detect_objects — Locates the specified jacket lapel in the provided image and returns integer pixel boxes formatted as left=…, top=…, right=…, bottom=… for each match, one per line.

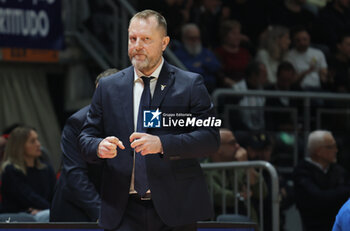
left=151, top=61, right=175, bottom=108
left=119, top=66, right=135, bottom=134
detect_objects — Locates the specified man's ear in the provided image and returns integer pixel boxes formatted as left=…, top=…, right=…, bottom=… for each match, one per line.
left=162, top=36, right=170, bottom=51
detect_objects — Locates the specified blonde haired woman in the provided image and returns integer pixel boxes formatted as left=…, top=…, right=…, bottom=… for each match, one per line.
left=1, top=126, right=56, bottom=222
left=256, top=25, right=291, bottom=84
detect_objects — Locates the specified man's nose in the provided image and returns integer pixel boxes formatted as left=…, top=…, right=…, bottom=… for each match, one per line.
left=135, top=39, right=144, bottom=50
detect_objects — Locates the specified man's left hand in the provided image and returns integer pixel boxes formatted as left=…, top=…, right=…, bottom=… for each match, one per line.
left=130, top=132, right=163, bottom=155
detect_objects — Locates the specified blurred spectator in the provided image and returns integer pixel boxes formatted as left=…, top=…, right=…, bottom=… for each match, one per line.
left=313, top=0, right=350, bottom=52
left=173, top=23, right=221, bottom=93
left=0, top=126, right=56, bottom=222
left=50, top=68, right=118, bottom=222
left=328, top=33, right=350, bottom=93
left=0, top=124, right=52, bottom=171
left=232, top=61, right=267, bottom=131
left=157, top=0, right=193, bottom=41
left=256, top=26, right=291, bottom=84
left=192, top=0, right=225, bottom=48
left=215, top=20, right=252, bottom=87
left=271, top=0, right=315, bottom=31
left=222, top=0, right=270, bottom=45
left=285, top=27, right=329, bottom=90
left=265, top=61, right=300, bottom=131
left=293, top=130, right=350, bottom=231
left=244, top=131, right=294, bottom=231
left=204, top=129, right=266, bottom=222
left=0, top=136, right=7, bottom=164
left=244, top=132, right=274, bottom=162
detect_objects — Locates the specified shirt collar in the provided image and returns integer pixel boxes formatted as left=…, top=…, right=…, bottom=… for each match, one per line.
left=134, top=57, right=164, bottom=82
left=305, top=157, right=329, bottom=173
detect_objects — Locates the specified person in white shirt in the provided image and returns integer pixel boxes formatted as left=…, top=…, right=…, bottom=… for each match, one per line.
left=256, top=25, right=291, bottom=84
left=285, top=27, right=328, bottom=90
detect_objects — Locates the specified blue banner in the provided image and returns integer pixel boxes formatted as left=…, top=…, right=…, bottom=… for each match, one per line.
left=0, top=0, right=63, bottom=50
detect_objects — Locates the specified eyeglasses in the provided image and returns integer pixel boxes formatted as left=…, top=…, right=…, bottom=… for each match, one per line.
left=322, top=144, right=337, bottom=149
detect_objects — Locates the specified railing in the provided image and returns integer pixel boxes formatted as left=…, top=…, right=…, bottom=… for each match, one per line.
left=201, top=161, right=279, bottom=231
left=212, top=89, right=350, bottom=170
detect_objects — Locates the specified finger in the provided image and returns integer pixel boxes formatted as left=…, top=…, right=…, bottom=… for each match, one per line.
left=130, top=132, right=145, bottom=142
left=99, top=152, right=117, bottom=158
left=104, top=142, right=117, bottom=150
left=117, top=140, right=125, bottom=150
left=130, top=138, right=146, bottom=149
left=106, top=136, right=120, bottom=145
left=135, top=144, right=146, bottom=154
left=99, top=149, right=117, bottom=158
left=141, top=148, right=149, bottom=156
left=99, top=149, right=116, bottom=157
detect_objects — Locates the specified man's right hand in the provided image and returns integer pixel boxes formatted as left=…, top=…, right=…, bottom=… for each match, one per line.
left=98, top=136, right=125, bottom=158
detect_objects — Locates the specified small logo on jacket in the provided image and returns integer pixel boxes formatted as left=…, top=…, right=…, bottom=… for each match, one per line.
left=143, top=108, right=162, bottom=128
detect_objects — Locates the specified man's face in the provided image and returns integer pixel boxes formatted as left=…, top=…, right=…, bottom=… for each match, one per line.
left=128, top=16, right=169, bottom=76
left=294, top=31, right=310, bottom=53
left=279, top=33, right=291, bottom=52
left=317, top=134, right=338, bottom=165
left=218, top=130, right=240, bottom=161
left=278, top=70, right=295, bottom=90
left=183, top=26, right=202, bottom=56
left=337, top=36, right=350, bottom=59
left=226, top=27, right=241, bottom=47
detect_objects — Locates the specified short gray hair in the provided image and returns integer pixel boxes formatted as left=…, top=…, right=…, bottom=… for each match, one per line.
left=307, top=130, right=333, bottom=156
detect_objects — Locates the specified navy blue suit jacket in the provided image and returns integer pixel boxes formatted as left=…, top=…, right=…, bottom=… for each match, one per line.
left=50, top=106, right=102, bottom=222
left=79, top=61, right=220, bottom=229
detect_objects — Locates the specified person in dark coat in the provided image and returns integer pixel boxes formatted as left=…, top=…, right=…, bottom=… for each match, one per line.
left=293, top=130, right=350, bottom=231
left=50, top=68, right=119, bottom=222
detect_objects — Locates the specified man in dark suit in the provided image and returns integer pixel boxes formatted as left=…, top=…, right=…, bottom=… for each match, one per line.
left=293, top=130, right=350, bottom=231
left=79, top=10, right=220, bottom=231
left=50, top=69, right=119, bottom=222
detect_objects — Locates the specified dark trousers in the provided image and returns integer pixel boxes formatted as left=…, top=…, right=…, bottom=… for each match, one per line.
left=107, top=195, right=196, bottom=231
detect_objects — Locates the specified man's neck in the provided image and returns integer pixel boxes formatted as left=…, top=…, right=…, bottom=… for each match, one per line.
left=308, top=157, right=329, bottom=171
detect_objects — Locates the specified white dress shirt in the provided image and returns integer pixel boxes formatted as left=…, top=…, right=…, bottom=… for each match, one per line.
left=130, top=57, right=164, bottom=194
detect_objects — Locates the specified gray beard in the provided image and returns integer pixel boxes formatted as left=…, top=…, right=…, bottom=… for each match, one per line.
left=131, top=57, right=150, bottom=71
left=184, top=43, right=202, bottom=56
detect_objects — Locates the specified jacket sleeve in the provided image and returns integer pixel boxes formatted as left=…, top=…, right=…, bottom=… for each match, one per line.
left=62, top=115, right=101, bottom=221
left=159, top=75, right=220, bottom=159
left=78, top=83, right=104, bottom=164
